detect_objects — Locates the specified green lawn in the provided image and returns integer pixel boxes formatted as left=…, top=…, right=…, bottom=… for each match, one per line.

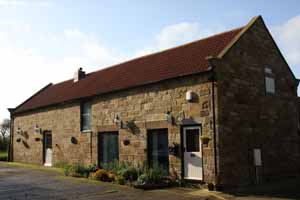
left=0, top=151, right=8, bottom=161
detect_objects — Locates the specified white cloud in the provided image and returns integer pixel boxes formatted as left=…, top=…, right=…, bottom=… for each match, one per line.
left=136, top=22, right=223, bottom=56
left=0, top=22, right=223, bottom=119
left=0, top=0, right=52, bottom=7
left=271, top=15, right=300, bottom=68
left=0, top=27, right=126, bottom=119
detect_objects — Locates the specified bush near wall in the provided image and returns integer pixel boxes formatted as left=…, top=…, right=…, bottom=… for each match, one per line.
left=0, top=151, right=8, bottom=161
left=61, top=161, right=179, bottom=189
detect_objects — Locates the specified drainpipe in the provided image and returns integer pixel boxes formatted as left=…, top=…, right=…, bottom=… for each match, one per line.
left=210, top=66, right=218, bottom=184
left=90, top=131, right=93, bottom=164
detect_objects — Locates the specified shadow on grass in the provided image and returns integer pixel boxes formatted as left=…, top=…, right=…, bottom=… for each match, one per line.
left=222, top=177, right=300, bottom=200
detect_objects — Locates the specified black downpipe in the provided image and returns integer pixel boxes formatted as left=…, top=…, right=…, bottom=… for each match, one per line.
left=211, top=68, right=218, bottom=182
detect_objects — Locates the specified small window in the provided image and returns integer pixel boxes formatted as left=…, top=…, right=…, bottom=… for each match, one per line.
left=265, top=67, right=275, bottom=94
left=81, top=101, right=91, bottom=131
left=265, top=67, right=272, bottom=74
left=265, top=77, right=275, bottom=94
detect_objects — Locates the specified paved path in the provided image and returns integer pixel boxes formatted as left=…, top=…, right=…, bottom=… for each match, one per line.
left=0, top=162, right=208, bottom=200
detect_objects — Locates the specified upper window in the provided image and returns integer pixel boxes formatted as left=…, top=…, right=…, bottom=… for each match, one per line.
left=265, top=67, right=275, bottom=94
left=81, top=101, right=91, bottom=131
left=265, top=67, right=272, bottom=74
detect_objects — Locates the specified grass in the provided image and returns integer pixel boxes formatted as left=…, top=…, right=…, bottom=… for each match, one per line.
left=0, top=151, right=8, bottom=161
left=5, top=162, right=64, bottom=174
left=0, top=151, right=7, bottom=157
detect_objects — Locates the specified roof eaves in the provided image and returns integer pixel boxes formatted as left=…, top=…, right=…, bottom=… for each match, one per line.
left=217, top=15, right=261, bottom=59
left=12, top=83, right=53, bottom=114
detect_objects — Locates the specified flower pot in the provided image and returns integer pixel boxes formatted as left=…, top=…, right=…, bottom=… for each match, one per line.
left=200, top=136, right=211, bottom=146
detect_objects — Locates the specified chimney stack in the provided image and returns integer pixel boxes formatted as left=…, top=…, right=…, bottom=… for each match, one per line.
left=74, top=67, right=86, bottom=82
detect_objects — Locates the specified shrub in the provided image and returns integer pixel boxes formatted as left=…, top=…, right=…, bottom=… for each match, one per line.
left=108, top=172, right=116, bottom=182
left=137, top=166, right=164, bottom=185
left=102, top=160, right=144, bottom=182
left=207, top=182, right=215, bottom=191
left=117, top=166, right=139, bottom=181
left=115, top=175, right=125, bottom=185
left=91, top=169, right=109, bottom=182
left=137, top=174, right=148, bottom=185
left=0, top=151, right=8, bottom=161
left=101, top=159, right=120, bottom=173
left=86, top=164, right=98, bottom=173
left=63, top=164, right=72, bottom=176
left=63, top=163, right=90, bottom=178
left=54, top=161, right=69, bottom=168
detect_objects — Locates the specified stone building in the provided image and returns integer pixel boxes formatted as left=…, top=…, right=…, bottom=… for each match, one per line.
left=9, top=16, right=300, bottom=186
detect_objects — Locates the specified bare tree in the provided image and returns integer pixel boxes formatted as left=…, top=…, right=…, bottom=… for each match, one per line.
left=0, top=119, right=10, bottom=140
left=0, top=119, right=10, bottom=152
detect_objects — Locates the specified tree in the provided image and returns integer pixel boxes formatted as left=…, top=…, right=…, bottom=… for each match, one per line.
left=0, top=119, right=10, bottom=152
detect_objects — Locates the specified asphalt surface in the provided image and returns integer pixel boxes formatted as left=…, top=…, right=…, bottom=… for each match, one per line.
left=0, top=162, right=299, bottom=200
left=0, top=162, right=208, bottom=200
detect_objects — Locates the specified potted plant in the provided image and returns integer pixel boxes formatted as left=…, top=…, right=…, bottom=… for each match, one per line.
left=200, top=135, right=211, bottom=146
left=214, top=176, right=223, bottom=191
left=207, top=182, right=214, bottom=191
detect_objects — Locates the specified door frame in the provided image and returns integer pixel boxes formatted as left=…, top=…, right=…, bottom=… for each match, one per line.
left=43, top=130, right=52, bottom=166
left=180, top=124, right=203, bottom=181
left=97, top=131, right=119, bottom=168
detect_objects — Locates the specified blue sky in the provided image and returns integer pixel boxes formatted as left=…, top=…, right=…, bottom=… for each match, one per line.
left=0, top=0, right=300, bottom=119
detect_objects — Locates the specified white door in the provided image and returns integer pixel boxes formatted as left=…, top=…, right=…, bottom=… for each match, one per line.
left=183, top=126, right=203, bottom=180
left=44, top=148, right=53, bottom=167
left=44, top=132, right=52, bottom=167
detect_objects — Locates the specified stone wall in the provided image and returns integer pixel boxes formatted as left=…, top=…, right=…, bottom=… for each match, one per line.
left=13, top=103, right=92, bottom=165
left=12, top=74, right=218, bottom=182
left=213, top=17, right=300, bottom=186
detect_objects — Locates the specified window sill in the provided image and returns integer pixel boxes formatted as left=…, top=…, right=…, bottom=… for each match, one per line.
left=81, top=130, right=92, bottom=133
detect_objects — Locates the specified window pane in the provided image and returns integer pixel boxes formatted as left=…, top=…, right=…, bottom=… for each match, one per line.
left=186, top=129, right=200, bottom=152
left=148, top=129, right=169, bottom=175
left=265, top=67, right=272, bottom=74
left=100, top=132, right=119, bottom=166
left=265, top=77, right=275, bottom=94
left=81, top=102, right=91, bottom=131
left=45, top=133, right=52, bottom=149
left=82, top=115, right=90, bottom=130
left=82, top=102, right=91, bottom=115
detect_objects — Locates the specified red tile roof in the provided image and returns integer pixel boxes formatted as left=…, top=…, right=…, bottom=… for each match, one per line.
left=13, top=26, right=244, bottom=114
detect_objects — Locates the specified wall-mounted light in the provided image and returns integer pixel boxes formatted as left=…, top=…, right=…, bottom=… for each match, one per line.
left=16, top=127, right=22, bottom=134
left=71, top=136, right=78, bottom=144
left=175, top=111, right=185, bottom=124
left=123, top=138, right=130, bottom=146
left=34, top=124, right=41, bottom=134
left=166, top=111, right=174, bottom=125
left=113, top=114, right=123, bottom=129
left=186, top=90, right=194, bottom=102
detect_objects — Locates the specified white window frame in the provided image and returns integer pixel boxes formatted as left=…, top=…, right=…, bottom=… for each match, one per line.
left=265, top=67, right=275, bottom=94
left=265, top=76, right=275, bottom=94
left=81, top=101, right=91, bottom=132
